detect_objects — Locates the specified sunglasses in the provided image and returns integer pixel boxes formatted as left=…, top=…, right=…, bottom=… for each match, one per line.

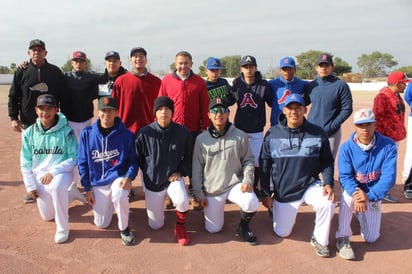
left=210, top=107, right=229, bottom=115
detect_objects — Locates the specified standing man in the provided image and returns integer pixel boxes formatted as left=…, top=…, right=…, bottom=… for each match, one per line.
left=373, top=71, right=410, bottom=203
left=335, top=108, right=397, bottom=260
left=268, top=56, right=308, bottom=126
left=21, top=94, right=78, bottom=243
left=230, top=55, right=274, bottom=197
left=136, top=96, right=192, bottom=245
left=98, top=51, right=127, bottom=98
left=112, top=47, right=161, bottom=135
left=402, top=82, right=412, bottom=196
left=192, top=97, right=259, bottom=245
left=78, top=97, right=138, bottom=246
left=8, top=39, right=64, bottom=203
left=306, top=53, right=353, bottom=159
left=158, top=50, right=210, bottom=210
left=260, top=94, right=335, bottom=257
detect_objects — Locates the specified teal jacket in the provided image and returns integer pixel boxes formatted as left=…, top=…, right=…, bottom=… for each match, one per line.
left=21, top=112, right=78, bottom=192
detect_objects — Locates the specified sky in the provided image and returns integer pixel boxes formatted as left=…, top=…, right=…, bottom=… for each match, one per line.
left=0, top=0, right=411, bottom=74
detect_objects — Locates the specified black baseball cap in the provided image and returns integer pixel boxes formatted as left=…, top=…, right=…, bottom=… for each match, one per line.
left=105, top=51, right=120, bottom=60
left=29, top=39, right=45, bottom=50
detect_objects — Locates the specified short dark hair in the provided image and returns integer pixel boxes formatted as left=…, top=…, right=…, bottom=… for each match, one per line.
left=175, top=51, right=192, bottom=61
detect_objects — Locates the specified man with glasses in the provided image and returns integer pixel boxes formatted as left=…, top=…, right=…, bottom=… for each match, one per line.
left=372, top=71, right=411, bottom=202
left=192, top=97, right=259, bottom=245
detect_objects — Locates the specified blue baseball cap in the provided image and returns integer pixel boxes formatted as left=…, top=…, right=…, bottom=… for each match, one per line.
left=280, top=57, right=296, bottom=68
left=284, top=94, right=305, bottom=106
left=206, top=57, right=222, bottom=70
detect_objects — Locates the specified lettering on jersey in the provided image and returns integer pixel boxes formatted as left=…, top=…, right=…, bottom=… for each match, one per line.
left=239, top=93, right=257, bottom=108
left=356, top=169, right=381, bottom=184
left=33, top=146, right=63, bottom=155
left=92, top=149, right=120, bottom=163
left=208, top=86, right=227, bottom=99
left=278, top=90, right=292, bottom=105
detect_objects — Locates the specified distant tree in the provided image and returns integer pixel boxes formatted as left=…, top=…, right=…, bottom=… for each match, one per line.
left=333, top=57, right=352, bottom=76
left=357, top=51, right=398, bottom=78
left=397, top=66, right=412, bottom=77
left=61, top=58, right=94, bottom=72
left=10, top=63, right=17, bottom=73
left=198, top=55, right=241, bottom=78
left=0, top=66, right=10, bottom=74
left=264, top=66, right=279, bottom=79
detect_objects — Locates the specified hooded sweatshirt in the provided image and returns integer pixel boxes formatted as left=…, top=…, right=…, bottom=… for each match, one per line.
left=338, top=131, right=397, bottom=202
left=21, top=112, right=78, bottom=192
left=78, top=117, right=138, bottom=191
left=192, top=124, right=255, bottom=200
left=259, top=114, right=334, bottom=202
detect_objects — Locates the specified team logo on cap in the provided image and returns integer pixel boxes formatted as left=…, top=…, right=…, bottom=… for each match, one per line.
left=358, top=111, right=368, bottom=118
left=245, top=56, right=252, bottom=63
left=322, top=54, right=328, bottom=61
left=103, top=97, right=110, bottom=106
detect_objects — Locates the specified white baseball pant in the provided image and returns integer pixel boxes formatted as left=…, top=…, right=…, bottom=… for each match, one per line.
left=270, top=182, right=335, bottom=246
left=335, top=190, right=381, bottom=243
left=403, top=117, right=412, bottom=179
left=247, top=132, right=263, bottom=167
left=143, top=178, right=189, bottom=230
left=204, top=182, right=259, bottom=233
left=35, top=172, right=72, bottom=233
left=91, top=177, right=130, bottom=231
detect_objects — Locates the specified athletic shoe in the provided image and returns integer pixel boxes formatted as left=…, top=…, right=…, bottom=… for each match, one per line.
left=120, top=227, right=135, bottom=246
left=336, top=236, right=356, bottom=260
left=68, top=185, right=86, bottom=204
left=383, top=193, right=398, bottom=203
left=404, top=190, right=412, bottom=200
left=24, top=194, right=35, bottom=203
left=164, top=196, right=175, bottom=209
left=55, top=230, right=69, bottom=244
left=190, top=197, right=202, bottom=211
left=174, top=224, right=189, bottom=245
left=237, top=225, right=257, bottom=245
left=310, top=234, right=330, bottom=257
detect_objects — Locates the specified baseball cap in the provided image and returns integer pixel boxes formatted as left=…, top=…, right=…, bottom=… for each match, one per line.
left=154, top=96, right=175, bottom=114
left=105, top=51, right=120, bottom=60
left=98, top=96, right=118, bottom=110
left=280, top=57, right=296, bottom=68
left=36, top=94, right=57, bottom=107
left=284, top=94, right=305, bottom=107
left=206, top=57, right=222, bottom=70
left=209, top=97, right=229, bottom=109
left=316, top=53, right=333, bottom=66
left=240, top=55, right=257, bottom=67
left=130, top=47, right=147, bottom=57
left=72, top=51, right=86, bottom=60
left=387, top=71, right=412, bottom=85
left=353, top=108, right=375, bottom=124
left=29, top=39, right=45, bottom=50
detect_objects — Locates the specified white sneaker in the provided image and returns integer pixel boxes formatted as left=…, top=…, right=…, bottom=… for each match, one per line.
left=69, top=185, right=86, bottom=204
left=55, top=230, right=69, bottom=244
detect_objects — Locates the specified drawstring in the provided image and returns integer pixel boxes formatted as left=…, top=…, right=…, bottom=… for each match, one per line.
left=288, top=128, right=302, bottom=150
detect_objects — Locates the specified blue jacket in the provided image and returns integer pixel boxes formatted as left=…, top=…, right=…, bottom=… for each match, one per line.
left=268, top=76, right=308, bottom=126
left=259, top=115, right=334, bottom=202
left=78, top=117, right=138, bottom=191
left=404, top=83, right=412, bottom=116
left=306, top=75, right=353, bottom=137
left=338, top=132, right=397, bottom=202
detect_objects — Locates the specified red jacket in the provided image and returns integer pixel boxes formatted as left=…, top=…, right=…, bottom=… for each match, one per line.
left=158, top=71, right=210, bottom=133
left=373, top=86, right=406, bottom=142
left=112, top=71, right=161, bottom=135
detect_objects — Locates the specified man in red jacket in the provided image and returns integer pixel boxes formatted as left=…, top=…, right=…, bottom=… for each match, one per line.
left=158, top=51, right=210, bottom=210
left=373, top=71, right=411, bottom=202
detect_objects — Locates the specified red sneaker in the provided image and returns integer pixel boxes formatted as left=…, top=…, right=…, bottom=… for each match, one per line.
left=174, top=224, right=189, bottom=246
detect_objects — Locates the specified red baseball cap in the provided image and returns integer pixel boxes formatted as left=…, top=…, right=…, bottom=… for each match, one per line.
left=387, top=71, right=411, bottom=85
left=72, top=51, right=86, bottom=61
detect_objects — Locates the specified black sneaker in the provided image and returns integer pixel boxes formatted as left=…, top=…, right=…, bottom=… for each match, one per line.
left=120, top=227, right=135, bottom=246
left=237, top=225, right=257, bottom=245
left=310, top=234, right=330, bottom=257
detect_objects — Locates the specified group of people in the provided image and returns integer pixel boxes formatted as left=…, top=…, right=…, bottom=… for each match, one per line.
left=8, top=39, right=410, bottom=260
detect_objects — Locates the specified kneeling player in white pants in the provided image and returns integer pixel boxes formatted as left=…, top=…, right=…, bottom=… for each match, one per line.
left=144, top=178, right=189, bottom=230
left=204, top=182, right=259, bottom=234
left=271, top=182, right=335, bottom=246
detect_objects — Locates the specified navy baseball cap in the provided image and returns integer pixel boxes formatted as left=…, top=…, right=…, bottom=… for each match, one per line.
left=105, top=51, right=120, bottom=60
left=206, top=57, right=222, bottom=70
left=316, top=53, right=333, bottom=66
left=36, top=94, right=57, bottom=107
left=280, top=57, right=296, bottom=68
left=130, top=47, right=147, bottom=57
left=284, top=94, right=305, bottom=107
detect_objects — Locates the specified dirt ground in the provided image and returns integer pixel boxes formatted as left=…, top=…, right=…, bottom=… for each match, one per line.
left=0, top=86, right=411, bottom=273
